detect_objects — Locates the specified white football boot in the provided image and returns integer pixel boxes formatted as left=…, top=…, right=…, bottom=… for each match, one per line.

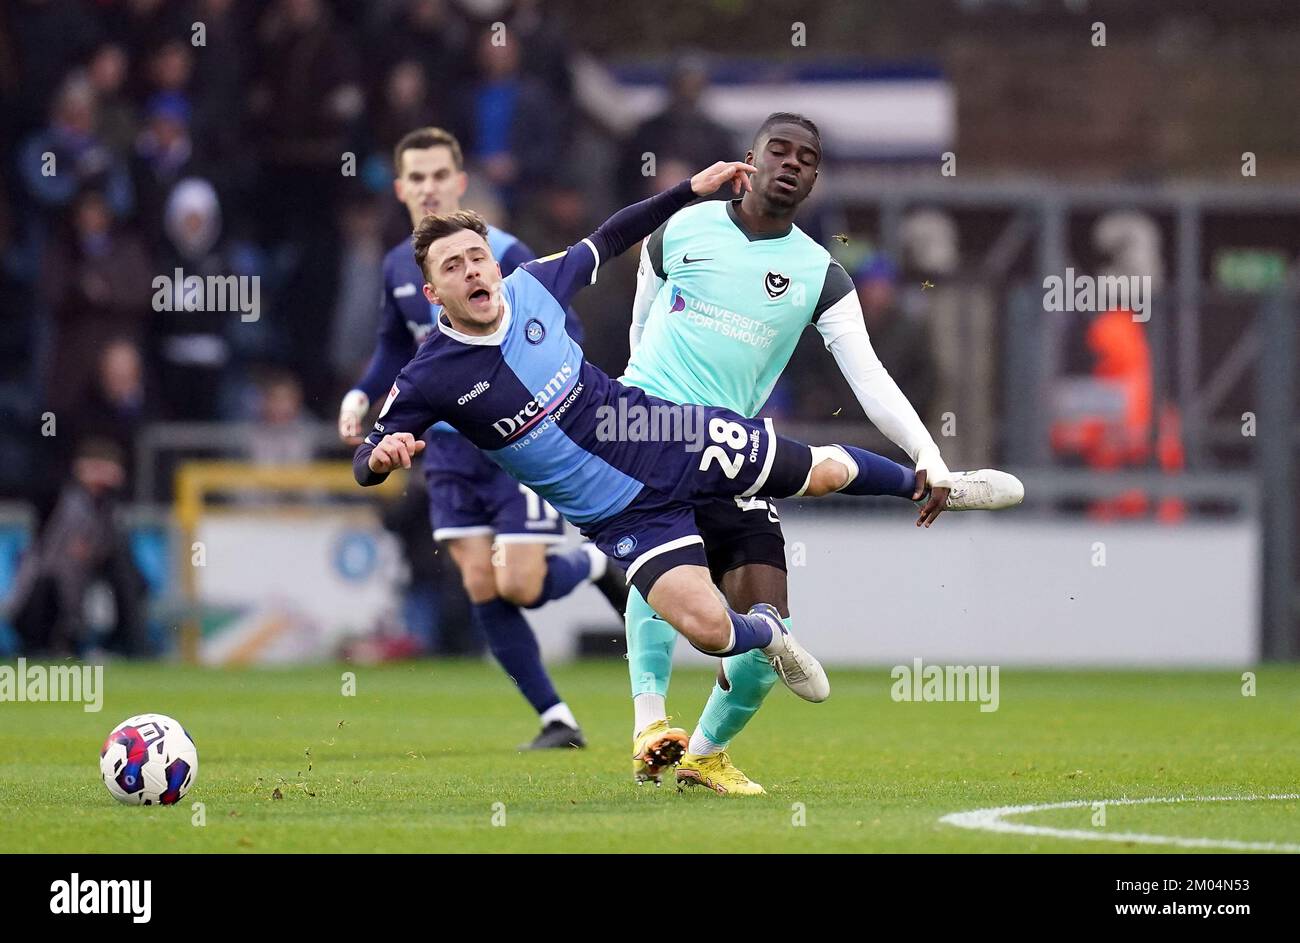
left=932, top=469, right=1025, bottom=511
left=752, top=603, right=830, bottom=703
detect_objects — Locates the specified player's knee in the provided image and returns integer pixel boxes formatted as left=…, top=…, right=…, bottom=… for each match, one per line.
left=495, top=564, right=544, bottom=607
left=457, top=560, right=498, bottom=603
left=677, top=607, right=732, bottom=653
left=806, top=458, right=850, bottom=496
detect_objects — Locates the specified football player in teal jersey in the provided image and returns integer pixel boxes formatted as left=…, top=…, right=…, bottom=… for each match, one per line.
left=620, top=113, right=1021, bottom=794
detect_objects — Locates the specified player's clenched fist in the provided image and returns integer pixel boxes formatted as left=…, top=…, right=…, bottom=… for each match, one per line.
left=690, top=161, right=757, bottom=197
left=367, top=432, right=426, bottom=473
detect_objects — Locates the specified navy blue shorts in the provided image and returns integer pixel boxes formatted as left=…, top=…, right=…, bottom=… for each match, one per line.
left=581, top=411, right=811, bottom=597
left=696, top=495, right=787, bottom=585
left=423, top=431, right=564, bottom=544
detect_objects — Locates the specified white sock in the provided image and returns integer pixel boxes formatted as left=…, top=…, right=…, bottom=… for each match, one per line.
left=580, top=542, right=607, bottom=582
left=633, top=693, right=666, bottom=736
left=688, top=727, right=725, bottom=756
left=797, top=444, right=858, bottom=496
left=697, top=623, right=736, bottom=656
left=540, top=702, right=578, bottom=730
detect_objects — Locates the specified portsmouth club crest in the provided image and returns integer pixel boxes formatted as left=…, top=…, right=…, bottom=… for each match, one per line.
left=525, top=318, right=546, bottom=345
left=764, top=271, right=790, bottom=299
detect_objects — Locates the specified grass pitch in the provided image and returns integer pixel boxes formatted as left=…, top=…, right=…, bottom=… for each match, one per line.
left=1, top=660, right=1297, bottom=853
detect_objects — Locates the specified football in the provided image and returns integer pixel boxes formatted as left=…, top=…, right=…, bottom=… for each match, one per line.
left=99, top=714, right=198, bottom=806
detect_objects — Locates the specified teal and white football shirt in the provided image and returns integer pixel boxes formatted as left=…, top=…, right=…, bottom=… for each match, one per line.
left=620, top=198, right=948, bottom=481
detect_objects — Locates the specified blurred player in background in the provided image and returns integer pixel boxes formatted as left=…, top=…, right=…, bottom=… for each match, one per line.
left=338, top=128, right=626, bottom=750
left=620, top=113, right=1010, bottom=794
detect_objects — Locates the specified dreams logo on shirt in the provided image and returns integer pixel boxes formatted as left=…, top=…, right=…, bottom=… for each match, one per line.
left=491, top=362, right=576, bottom=440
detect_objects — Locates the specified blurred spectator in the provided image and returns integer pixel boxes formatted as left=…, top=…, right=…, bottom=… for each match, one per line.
left=462, top=26, right=564, bottom=212
left=854, top=254, right=940, bottom=424
left=250, top=0, right=361, bottom=239
left=40, top=188, right=152, bottom=415
left=329, top=196, right=386, bottom=385
left=151, top=177, right=236, bottom=420
left=131, top=92, right=200, bottom=249
left=7, top=438, right=147, bottom=657
left=248, top=0, right=361, bottom=405
left=246, top=370, right=315, bottom=466
left=86, top=43, right=136, bottom=156
left=18, top=72, right=134, bottom=218
left=143, top=37, right=194, bottom=99
left=377, top=0, right=473, bottom=83
left=366, top=0, right=470, bottom=127
left=1051, top=308, right=1186, bottom=522
left=130, top=92, right=198, bottom=243
left=617, top=56, right=736, bottom=204
left=187, top=0, right=252, bottom=177
left=371, top=60, right=440, bottom=159
left=73, top=339, right=153, bottom=489
left=513, top=171, right=591, bottom=260
left=506, top=0, right=576, bottom=106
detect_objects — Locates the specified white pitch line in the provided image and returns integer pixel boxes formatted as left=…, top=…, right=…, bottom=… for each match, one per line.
left=939, top=793, right=1300, bottom=852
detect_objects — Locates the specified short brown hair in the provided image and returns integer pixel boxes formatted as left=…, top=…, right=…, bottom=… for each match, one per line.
left=412, top=210, right=489, bottom=278
left=393, top=127, right=464, bottom=175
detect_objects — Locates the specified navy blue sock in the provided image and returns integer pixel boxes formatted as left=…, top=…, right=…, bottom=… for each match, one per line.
left=470, top=598, right=560, bottom=714
left=834, top=444, right=916, bottom=498
left=522, top=546, right=591, bottom=609
left=691, top=610, right=776, bottom=657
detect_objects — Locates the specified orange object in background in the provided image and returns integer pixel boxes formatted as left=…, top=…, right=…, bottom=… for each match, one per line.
left=1050, top=309, right=1186, bottom=521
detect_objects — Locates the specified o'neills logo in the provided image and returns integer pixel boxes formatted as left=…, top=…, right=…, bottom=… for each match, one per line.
left=458, top=381, right=490, bottom=405
left=492, top=363, right=575, bottom=439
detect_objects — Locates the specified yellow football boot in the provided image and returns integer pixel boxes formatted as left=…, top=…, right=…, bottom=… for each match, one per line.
left=632, top=718, right=689, bottom=785
left=675, top=751, right=766, bottom=796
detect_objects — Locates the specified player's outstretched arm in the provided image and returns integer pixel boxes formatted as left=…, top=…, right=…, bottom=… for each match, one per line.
left=352, top=372, right=438, bottom=486
left=587, top=162, right=755, bottom=264
left=813, top=281, right=953, bottom=518
left=525, top=162, right=756, bottom=310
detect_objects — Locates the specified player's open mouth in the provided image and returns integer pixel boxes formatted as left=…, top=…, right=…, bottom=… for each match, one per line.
left=469, top=288, right=491, bottom=304
left=775, top=174, right=798, bottom=191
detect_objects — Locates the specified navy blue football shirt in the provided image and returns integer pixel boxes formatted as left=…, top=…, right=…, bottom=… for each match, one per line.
left=357, top=181, right=706, bottom=525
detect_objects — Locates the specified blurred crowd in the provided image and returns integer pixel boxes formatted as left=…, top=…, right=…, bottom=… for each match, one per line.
left=1, top=0, right=582, bottom=503
left=1, top=0, right=948, bottom=509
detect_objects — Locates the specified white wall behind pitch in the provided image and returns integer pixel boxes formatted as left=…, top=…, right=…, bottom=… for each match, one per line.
left=526, top=508, right=1259, bottom=668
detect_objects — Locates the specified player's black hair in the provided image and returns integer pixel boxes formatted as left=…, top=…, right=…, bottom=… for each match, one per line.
left=752, top=112, right=822, bottom=151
